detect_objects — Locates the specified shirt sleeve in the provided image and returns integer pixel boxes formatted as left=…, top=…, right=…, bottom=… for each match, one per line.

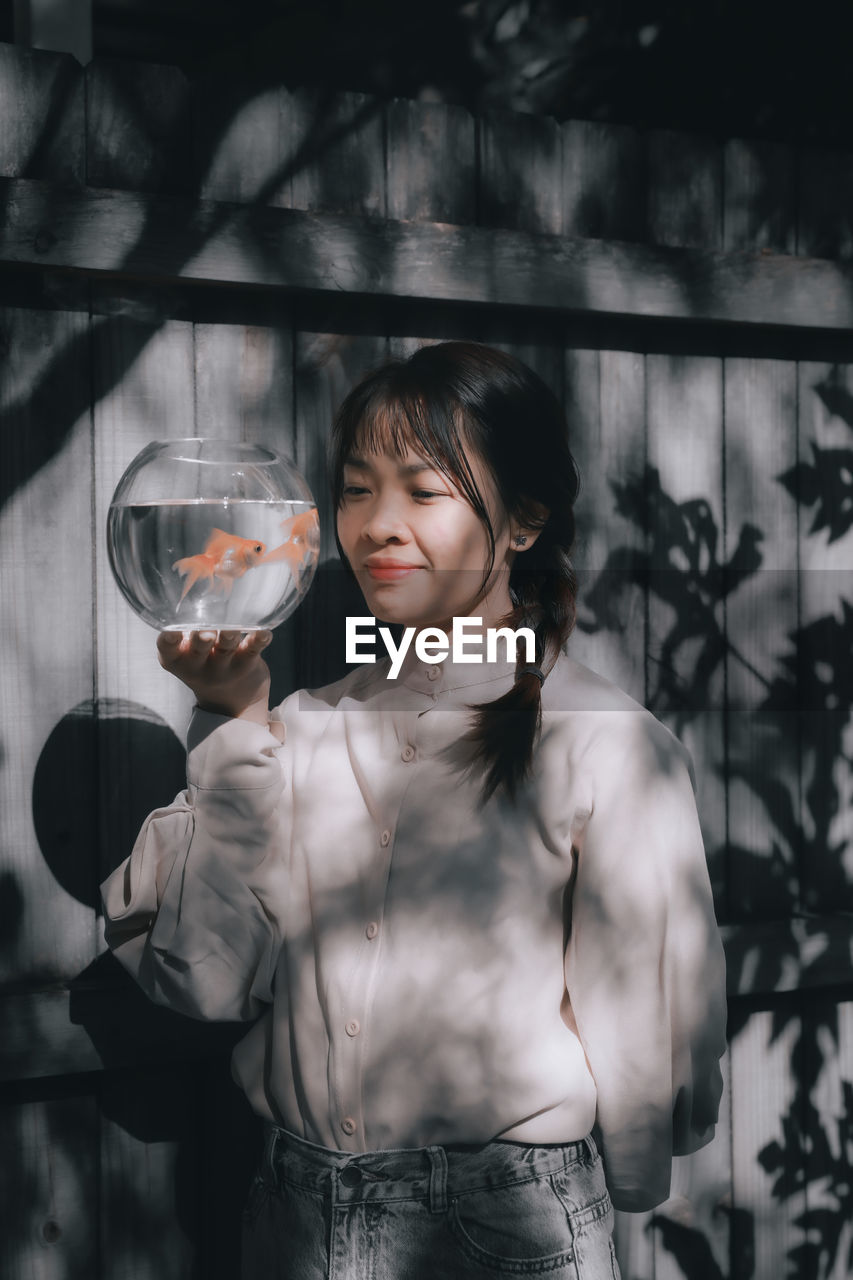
left=563, top=713, right=727, bottom=1212
left=100, top=707, right=290, bottom=1023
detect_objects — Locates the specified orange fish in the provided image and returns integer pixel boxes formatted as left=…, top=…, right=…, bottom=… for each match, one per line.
left=259, top=508, right=320, bottom=581
left=172, top=528, right=267, bottom=603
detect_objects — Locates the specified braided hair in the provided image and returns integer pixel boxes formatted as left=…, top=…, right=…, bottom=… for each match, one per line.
left=330, top=341, right=581, bottom=803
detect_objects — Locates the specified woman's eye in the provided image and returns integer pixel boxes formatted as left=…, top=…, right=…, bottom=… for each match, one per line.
left=412, top=490, right=446, bottom=500
left=342, top=485, right=369, bottom=496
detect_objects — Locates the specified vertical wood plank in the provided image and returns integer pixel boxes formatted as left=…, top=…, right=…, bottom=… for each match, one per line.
left=724, top=359, right=799, bottom=925
left=289, top=89, right=386, bottom=218
left=100, top=1068, right=197, bottom=1279
left=195, top=82, right=295, bottom=206
left=293, top=330, right=388, bottom=688
left=647, top=130, right=723, bottom=249
left=92, top=314, right=197, bottom=739
left=797, top=147, right=853, bottom=260
left=795, top=362, right=853, bottom=914
left=0, top=43, right=84, bottom=182
left=0, top=1092, right=99, bottom=1280
left=478, top=108, right=563, bottom=234
left=85, top=58, right=191, bottom=194
left=568, top=348, right=647, bottom=702
left=809, top=999, right=853, bottom=1280
left=654, top=1051, right=732, bottom=1280
left=645, top=354, right=727, bottom=903
left=562, top=120, right=646, bottom=242
left=385, top=99, right=476, bottom=225
left=730, top=1009, right=805, bottom=1279
left=193, top=318, right=299, bottom=703
left=0, top=305, right=96, bottom=985
left=723, top=138, right=796, bottom=253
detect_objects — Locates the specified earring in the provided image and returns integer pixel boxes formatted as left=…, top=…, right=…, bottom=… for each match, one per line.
left=514, top=535, right=528, bottom=547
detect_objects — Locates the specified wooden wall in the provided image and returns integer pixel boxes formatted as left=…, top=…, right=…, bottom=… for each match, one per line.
left=2, top=40, right=853, bottom=1279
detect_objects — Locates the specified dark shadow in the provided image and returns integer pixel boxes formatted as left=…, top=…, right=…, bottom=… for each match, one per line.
left=0, top=869, right=25, bottom=958
left=33, top=697, right=187, bottom=905
left=648, top=1214, right=726, bottom=1280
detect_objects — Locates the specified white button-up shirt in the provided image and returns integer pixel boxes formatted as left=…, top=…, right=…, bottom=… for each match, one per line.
left=101, top=647, right=726, bottom=1211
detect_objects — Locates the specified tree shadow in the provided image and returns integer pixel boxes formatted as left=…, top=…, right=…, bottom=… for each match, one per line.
left=579, top=440, right=853, bottom=1278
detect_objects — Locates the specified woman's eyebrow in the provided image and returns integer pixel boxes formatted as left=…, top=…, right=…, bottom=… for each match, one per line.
left=344, top=454, right=443, bottom=477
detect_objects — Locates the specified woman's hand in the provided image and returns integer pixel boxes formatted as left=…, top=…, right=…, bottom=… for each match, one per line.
left=157, top=630, right=273, bottom=724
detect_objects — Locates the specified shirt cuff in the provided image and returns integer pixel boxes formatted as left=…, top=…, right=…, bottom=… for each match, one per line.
left=187, top=708, right=284, bottom=791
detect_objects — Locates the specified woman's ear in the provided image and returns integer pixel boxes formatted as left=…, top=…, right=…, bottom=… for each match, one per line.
left=510, top=500, right=549, bottom=550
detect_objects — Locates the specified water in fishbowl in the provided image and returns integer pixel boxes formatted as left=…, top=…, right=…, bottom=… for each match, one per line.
left=108, top=497, right=319, bottom=632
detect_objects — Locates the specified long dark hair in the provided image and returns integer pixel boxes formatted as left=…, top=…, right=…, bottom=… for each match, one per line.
left=329, top=341, right=581, bottom=802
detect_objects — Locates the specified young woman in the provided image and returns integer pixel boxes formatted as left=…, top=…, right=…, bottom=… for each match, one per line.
left=102, top=341, right=727, bottom=1280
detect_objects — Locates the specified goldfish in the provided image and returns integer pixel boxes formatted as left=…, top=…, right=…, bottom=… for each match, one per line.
left=172, top=528, right=267, bottom=603
left=259, top=508, right=320, bottom=582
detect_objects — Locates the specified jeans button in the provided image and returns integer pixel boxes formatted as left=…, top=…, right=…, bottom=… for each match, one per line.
left=340, top=1165, right=363, bottom=1187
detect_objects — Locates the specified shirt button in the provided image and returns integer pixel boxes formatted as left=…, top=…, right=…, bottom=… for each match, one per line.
left=366, top=922, right=379, bottom=940
left=427, top=666, right=440, bottom=681
left=345, top=1019, right=361, bottom=1037
left=401, top=744, right=416, bottom=762
left=341, top=1117, right=357, bottom=1136
left=379, top=829, right=391, bottom=847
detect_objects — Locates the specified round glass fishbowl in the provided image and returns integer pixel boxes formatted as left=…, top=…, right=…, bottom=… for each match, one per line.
left=107, top=439, right=320, bottom=632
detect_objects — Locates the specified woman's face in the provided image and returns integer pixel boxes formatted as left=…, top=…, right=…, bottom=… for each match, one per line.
left=336, top=439, right=518, bottom=633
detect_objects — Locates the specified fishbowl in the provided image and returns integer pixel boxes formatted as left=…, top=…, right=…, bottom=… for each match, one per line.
left=107, top=439, right=320, bottom=632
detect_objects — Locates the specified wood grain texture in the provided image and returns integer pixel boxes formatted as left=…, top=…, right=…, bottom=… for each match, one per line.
left=478, top=108, right=563, bottom=235
left=795, top=362, right=853, bottom=914
left=193, top=318, right=300, bottom=703
left=85, top=58, right=191, bottom=194
left=654, top=1053, right=732, bottom=1280
left=91, top=316, right=197, bottom=742
left=562, top=120, right=646, bottom=243
left=0, top=306, right=96, bottom=986
left=724, top=138, right=796, bottom=253
left=5, top=178, right=853, bottom=329
left=810, top=998, right=853, bottom=1280
left=0, top=1093, right=98, bottom=1280
left=648, top=129, right=723, bottom=250
left=568, top=347, right=647, bottom=703
left=100, top=1068, right=197, bottom=1280
left=195, top=82, right=295, bottom=206
left=730, top=1009, right=804, bottom=1279
left=292, top=330, right=387, bottom=689
left=0, top=43, right=84, bottom=183
left=645, top=354, right=727, bottom=904
left=797, top=146, right=853, bottom=260
left=289, top=88, right=386, bottom=219
left=386, top=98, right=475, bottom=225
left=723, top=359, right=799, bottom=925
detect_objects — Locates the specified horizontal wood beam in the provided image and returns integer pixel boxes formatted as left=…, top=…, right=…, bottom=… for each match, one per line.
left=2, top=917, right=852, bottom=1084
left=2, top=177, right=853, bottom=329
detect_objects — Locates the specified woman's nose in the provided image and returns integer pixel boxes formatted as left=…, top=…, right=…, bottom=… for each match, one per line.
left=361, top=497, right=409, bottom=543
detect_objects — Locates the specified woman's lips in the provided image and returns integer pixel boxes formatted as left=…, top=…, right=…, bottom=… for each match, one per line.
left=364, top=562, right=422, bottom=581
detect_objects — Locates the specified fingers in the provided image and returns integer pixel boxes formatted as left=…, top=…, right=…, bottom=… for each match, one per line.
left=157, top=629, right=273, bottom=668
left=241, top=630, right=273, bottom=655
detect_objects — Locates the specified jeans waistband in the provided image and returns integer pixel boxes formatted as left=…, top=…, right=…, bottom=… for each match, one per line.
left=263, top=1124, right=598, bottom=1212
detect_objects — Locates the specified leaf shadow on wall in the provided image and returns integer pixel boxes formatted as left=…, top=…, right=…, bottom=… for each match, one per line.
left=578, top=439, right=853, bottom=1280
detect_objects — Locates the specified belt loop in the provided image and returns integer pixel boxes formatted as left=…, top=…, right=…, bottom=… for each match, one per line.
left=264, top=1123, right=281, bottom=1183
left=583, top=1133, right=598, bottom=1163
left=427, top=1146, right=449, bottom=1214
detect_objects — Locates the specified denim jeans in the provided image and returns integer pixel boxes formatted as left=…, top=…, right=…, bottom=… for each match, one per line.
left=242, top=1125, right=621, bottom=1280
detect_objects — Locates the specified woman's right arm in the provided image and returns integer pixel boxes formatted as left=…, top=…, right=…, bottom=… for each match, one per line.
left=100, top=630, right=290, bottom=1023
